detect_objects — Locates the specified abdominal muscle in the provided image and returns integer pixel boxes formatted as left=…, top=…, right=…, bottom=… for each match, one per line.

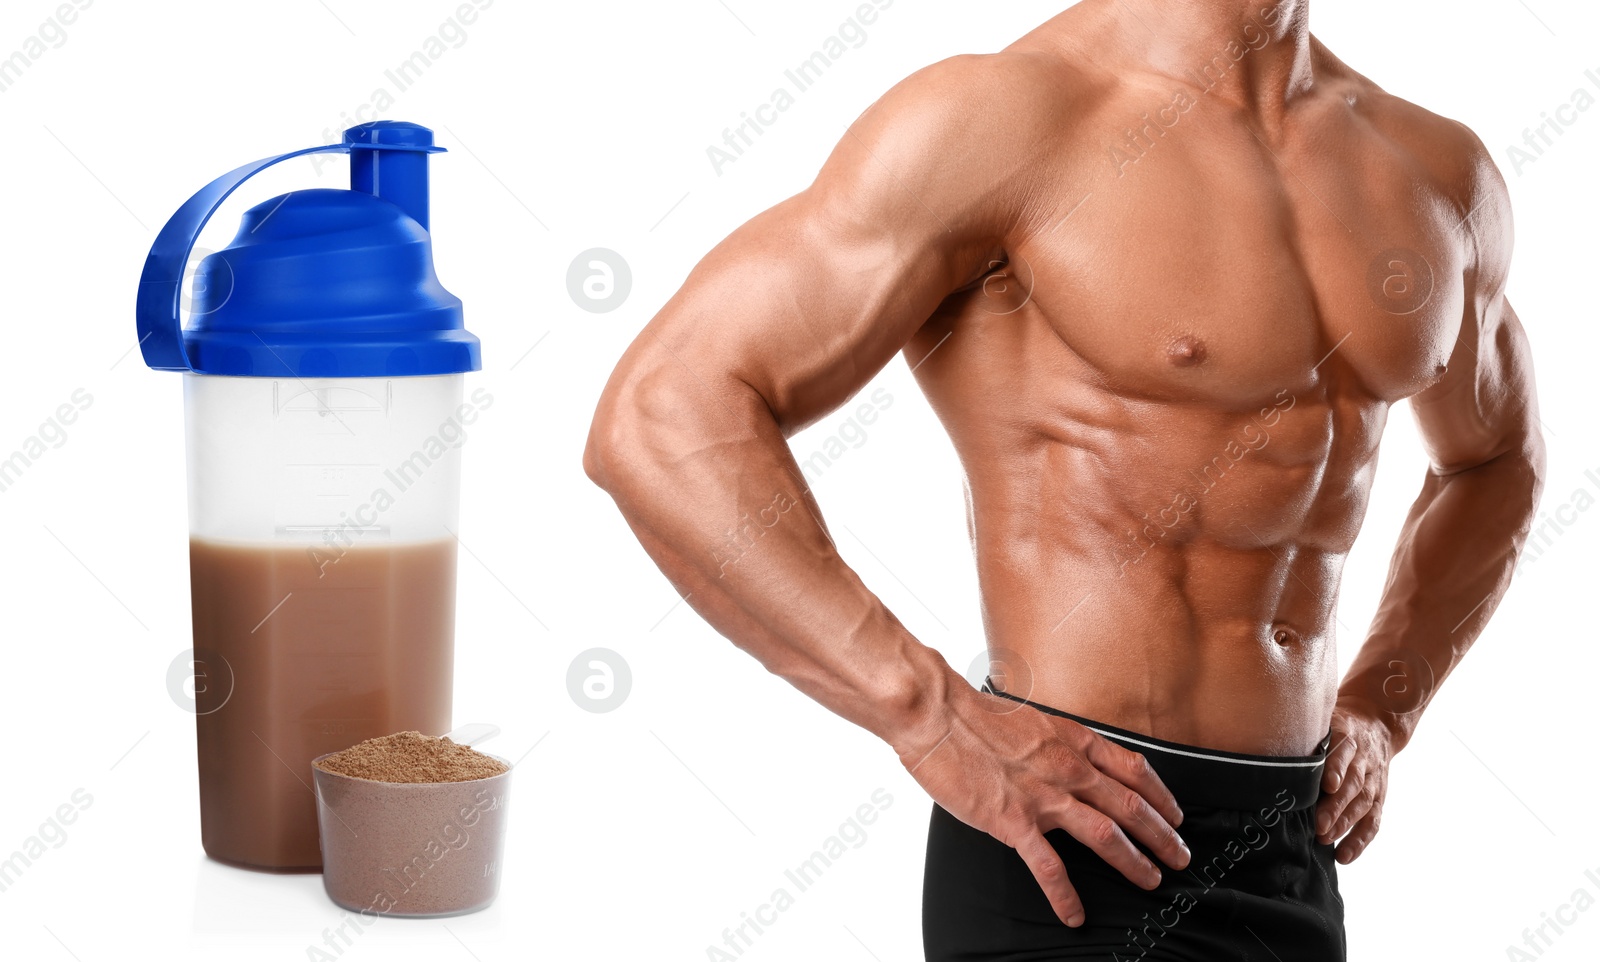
left=920, top=361, right=1369, bottom=758
left=977, top=524, right=1345, bottom=758
left=969, top=406, right=1366, bottom=756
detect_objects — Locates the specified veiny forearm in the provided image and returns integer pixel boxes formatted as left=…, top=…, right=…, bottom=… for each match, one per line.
left=1340, top=441, right=1545, bottom=749
left=586, top=347, right=956, bottom=752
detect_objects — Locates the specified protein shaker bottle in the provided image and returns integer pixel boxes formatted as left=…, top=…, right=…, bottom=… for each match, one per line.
left=136, top=121, right=482, bottom=871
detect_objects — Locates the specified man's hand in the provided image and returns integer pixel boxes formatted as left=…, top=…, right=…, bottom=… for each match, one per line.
left=1315, top=698, right=1398, bottom=864
left=896, top=684, right=1191, bottom=927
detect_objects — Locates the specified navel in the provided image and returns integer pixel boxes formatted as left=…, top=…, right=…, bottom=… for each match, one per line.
left=1166, top=335, right=1207, bottom=367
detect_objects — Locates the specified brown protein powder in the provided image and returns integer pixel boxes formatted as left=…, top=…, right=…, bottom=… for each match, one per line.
left=314, top=731, right=510, bottom=783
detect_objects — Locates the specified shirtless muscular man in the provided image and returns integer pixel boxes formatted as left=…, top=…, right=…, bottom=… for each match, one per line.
left=585, top=1, right=1545, bottom=957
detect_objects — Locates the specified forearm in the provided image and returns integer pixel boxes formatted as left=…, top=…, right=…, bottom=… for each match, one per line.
left=1340, top=441, right=1545, bottom=750
left=586, top=354, right=959, bottom=754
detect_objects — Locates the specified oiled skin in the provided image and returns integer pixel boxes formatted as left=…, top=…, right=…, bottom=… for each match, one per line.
left=586, top=0, right=1545, bottom=927
left=911, top=22, right=1489, bottom=755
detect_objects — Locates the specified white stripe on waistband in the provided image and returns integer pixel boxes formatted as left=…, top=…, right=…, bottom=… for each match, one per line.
left=1085, top=726, right=1327, bottom=769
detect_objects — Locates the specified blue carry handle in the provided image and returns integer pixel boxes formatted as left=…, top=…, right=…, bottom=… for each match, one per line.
left=136, top=128, right=444, bottom=373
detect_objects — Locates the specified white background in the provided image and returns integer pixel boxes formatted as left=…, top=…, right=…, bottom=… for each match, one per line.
left=1, top=0, right=1597, bottom=959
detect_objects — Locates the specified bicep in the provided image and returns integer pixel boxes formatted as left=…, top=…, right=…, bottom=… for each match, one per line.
left=1408, top=132, right=1540, bottom=474
left=1409, top=293, right=1539, bottom=474
left=649, top=187, right=978, bottom=435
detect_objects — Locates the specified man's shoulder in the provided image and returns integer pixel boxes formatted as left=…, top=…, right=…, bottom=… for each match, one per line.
left=872, top=49, right=1106, bottom=146
left=1322, top=55, right=1512, bottom=274
left=827, top=48, right=1105, bottom=227
left=1384, top=96, right=1510, bottom=281
left=1326, top=61, right=1507, bottom=223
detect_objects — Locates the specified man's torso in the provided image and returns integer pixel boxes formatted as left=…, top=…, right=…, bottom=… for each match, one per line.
left=906, top=14, right=1481, bottom=754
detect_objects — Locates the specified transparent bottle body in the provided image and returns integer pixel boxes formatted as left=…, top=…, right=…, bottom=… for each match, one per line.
left=184, top=373, right=462, bottom=870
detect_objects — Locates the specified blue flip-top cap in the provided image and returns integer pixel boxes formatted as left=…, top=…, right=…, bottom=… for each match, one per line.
left=136, top=121, right=481, bottom=378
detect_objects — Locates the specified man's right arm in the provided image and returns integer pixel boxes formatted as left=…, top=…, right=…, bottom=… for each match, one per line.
left=584, top=53, right=1189, bottom=926
left=586, top=53, right=1021, bottom=750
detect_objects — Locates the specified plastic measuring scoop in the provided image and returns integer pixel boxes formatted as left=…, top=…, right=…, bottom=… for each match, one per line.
left=313, top=724, right=513, bottom=917
left=441, top=723, right=501, bottom=749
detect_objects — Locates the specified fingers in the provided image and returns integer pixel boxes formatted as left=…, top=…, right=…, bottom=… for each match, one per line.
left=1334, top=808, right=1381, bottom=864
left=1326, top=792, right=1369, bottom=845
left=1318, top=756, right=1385, bottom=861
left=1014, top=830, right=1085, bottom=927
left=1081, top=735, right=1184, bottom=829
left=1045, top=795, right=1164, bottom=891
left=1324, top=784, right=1374, bottom=845
left=1080, top=772, right=1191, bottom=871
left=1321, top=735, right=1357, bottom=795
left=1316, top=758, right=1365, bottom=843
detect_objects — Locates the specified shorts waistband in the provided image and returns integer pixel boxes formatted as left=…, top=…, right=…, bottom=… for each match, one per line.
left=982, top=678, right=1328, bottom=812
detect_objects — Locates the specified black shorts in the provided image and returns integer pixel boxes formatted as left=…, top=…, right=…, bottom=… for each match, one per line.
left=923, top=680, right=1345, bottom=961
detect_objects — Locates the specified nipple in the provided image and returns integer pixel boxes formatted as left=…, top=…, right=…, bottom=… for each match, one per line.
left=1166, top=335, right=1207, bottom=367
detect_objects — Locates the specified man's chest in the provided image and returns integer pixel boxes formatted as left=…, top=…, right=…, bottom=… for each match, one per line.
left=1007, top=111, right=1469, bottom=407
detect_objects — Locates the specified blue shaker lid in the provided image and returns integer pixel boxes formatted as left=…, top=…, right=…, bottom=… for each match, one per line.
left=136, top=121, right=481, bottom=377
